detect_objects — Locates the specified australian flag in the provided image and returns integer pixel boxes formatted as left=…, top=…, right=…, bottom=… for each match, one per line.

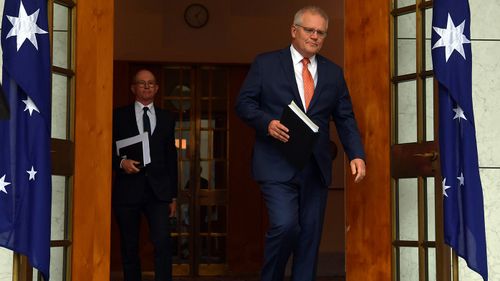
left=0, top=0, right=51, bottom=279
left=431, top=0, right=488, bottom=280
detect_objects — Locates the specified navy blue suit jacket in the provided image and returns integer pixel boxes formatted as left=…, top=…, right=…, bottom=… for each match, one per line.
left=112, top=104, right=178, bottom=204
left=235, top=47, right=365, bottom=185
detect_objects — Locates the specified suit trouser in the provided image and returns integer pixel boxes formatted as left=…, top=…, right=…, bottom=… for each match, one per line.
left=114, top=184, right=172, bottom=281
left=259, top=159, right=329, bottom=281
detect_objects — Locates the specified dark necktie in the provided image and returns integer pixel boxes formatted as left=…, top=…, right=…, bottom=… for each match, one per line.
left=302, top=57, right=314, bottom=110
left=143, top=107, right=151, bottom=135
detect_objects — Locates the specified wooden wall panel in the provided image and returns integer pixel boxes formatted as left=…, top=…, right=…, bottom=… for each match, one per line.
left=344, top=1, right=392, bottom=280
left=227, top=66, right=265, bottom=274
left=72, top=0, right=114, bottom=280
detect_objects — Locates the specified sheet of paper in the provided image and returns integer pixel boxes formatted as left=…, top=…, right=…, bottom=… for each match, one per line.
left=115, top=132, right=151, bottom=165
left=288, top=100, right=319, bottom=132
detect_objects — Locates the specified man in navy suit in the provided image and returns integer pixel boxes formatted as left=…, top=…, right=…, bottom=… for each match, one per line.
left=113, top=69, right=178, bottom=281
left=235, top=6, right=366, bottom=281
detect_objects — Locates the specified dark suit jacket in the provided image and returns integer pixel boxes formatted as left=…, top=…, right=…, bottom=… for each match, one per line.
left=112, top=104, right=178, bottom=205
left=235, top=47, right=365, bottom=185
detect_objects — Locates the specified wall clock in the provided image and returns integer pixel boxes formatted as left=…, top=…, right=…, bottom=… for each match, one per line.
left=184, top=3, right=209, bottom=28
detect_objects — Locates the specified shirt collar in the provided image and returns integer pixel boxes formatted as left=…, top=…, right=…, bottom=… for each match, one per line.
left=135, top=101, right=153, bottom=110
left=135, top=101, right=154, bottom=113
left=290, top=44, right=316, bottom=66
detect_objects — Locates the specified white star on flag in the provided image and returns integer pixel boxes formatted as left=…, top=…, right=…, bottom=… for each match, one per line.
left=0, top=174, right=11, bottom=194
left=442, top=178, right=452, bottom=197
left=5, top=0, right=48, bottom=51
left=453, top=106, right=467, bottom=121
left=457, top=172, right=465, bottom=187
left=432, top=13, right=471, bottom=62
left=22, top=96, right=40, bottom=116
left=27, top=166, right=37, bottom=181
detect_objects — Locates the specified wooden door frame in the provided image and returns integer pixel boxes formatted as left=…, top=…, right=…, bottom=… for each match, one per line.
left=69, top=0, right=394, bottom=279
left=109, top=62, right=261, bottom=277
left=344, top=1, right=392, bottom=280
left=72, top=0, right=114, bottom=280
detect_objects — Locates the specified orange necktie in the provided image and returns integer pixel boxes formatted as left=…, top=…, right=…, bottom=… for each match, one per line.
left=302, top=58, right=314, bottom=110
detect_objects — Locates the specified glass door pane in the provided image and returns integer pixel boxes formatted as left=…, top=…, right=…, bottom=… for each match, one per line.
left=397, top=178, right=418, bottom=241
left=391, top=2, right=447, bottom=280
left=399, top=247, right=419, bottom=281
left=197, top=67, right=228, bottom=275
left=164, top=65, right=229, bottom=276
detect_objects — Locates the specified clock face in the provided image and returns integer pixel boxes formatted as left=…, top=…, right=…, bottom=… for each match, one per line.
left=184, top=4, right=209, bottom=28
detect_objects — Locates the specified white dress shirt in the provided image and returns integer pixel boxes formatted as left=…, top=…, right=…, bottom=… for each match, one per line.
left=135, top=101, right=156, bottom=134
left=290, top=45, right=318, bottom=112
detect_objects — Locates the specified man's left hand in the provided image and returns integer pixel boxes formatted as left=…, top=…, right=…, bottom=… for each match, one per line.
left=350, top=158, right=366, bottom=183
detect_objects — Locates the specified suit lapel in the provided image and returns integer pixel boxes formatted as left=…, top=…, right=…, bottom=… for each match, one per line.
left=279, top=48, right=304, bottom=111
left=152, top=106, right=161, bottom=137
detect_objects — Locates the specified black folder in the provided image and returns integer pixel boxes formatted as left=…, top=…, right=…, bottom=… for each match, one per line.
left=279, top=101, right=319, bottom=170
left=118, top=141, right=145, bottom=168
left=116, top=132, right=151, bottom=169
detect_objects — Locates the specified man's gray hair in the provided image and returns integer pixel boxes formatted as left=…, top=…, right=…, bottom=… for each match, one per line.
left=293, top=6, right=329, bottom=27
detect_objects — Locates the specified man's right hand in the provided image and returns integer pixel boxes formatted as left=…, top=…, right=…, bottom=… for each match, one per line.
left=121, top=159, right=141, bottom=174
left=268, top=120, right=290, bottom=143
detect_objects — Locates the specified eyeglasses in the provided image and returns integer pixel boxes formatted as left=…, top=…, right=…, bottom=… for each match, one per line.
left=294, top=24, right=327, bottom=38
left=135, top=80, right=157, bottom=88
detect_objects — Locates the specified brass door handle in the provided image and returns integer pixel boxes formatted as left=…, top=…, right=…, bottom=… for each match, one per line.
left=413, top=151, right=438, bottom=161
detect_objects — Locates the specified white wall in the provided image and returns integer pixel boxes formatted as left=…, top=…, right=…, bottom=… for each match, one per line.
left=460, top=0, right=500, bottom=280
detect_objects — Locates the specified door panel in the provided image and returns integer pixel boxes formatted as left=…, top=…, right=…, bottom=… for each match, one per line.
left=391, top=142, right=438, bottom=178
left=391, top=2, right=452, bottom=280
left=164, top=66, right=230, bottom=276
left=111, top=62, right=261, bottom=278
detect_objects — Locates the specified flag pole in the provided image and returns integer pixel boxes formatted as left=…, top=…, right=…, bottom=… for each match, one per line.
left=12, top=253, right=18, bottom=281
left=452, top=249, right=459, bottom=281
left=12, top=253, right=33, bottom=281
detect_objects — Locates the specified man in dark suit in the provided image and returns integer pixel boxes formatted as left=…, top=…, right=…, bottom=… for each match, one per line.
left=235, top=6, right=366, bottom=281
left=112, top=69, right=178, bottom=281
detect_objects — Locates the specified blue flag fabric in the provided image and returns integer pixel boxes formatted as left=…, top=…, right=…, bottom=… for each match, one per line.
left=0, top=0, right=51, bottom=279
left=431, top=0, right=488, bottom=280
